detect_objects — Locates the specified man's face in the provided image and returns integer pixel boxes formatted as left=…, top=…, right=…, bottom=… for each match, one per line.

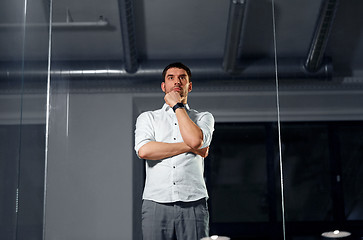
left=161, top=67, right=192, bottom=99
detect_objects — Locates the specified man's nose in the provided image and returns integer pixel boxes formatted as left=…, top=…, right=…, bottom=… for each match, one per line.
left=174, top=78, right=181, bottom=84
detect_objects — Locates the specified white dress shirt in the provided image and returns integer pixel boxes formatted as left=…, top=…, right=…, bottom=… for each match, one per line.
left=134, top=103, right=215, bottom=203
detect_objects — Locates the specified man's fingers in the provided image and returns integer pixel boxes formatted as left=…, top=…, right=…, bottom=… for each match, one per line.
left=165, top=91, right=181, bottom=107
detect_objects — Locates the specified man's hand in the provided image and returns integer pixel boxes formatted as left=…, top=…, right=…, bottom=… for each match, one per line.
left=164, top=91, right=182, bottom=107
left=191, top=147, right=209, bottom=158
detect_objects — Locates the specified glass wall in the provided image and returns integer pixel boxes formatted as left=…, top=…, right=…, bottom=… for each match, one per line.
left=276, top=0, right=363, bottom=239
left=207, top=1, right=363, bottom=240
left=1, top=0, right=362, bottom=240
left=206, top=1, right=282, bottom=238
left=0, top=0, right=50, bottom=240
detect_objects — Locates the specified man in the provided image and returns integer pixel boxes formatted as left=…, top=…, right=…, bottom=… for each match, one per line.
left=134, top=62, right=215, bottom=240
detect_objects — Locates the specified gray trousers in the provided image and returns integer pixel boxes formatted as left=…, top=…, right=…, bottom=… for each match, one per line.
left=142, top=198, right=209, bottom=240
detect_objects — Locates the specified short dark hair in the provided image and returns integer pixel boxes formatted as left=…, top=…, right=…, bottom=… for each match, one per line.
left=162, top=62, right=192, bottom=81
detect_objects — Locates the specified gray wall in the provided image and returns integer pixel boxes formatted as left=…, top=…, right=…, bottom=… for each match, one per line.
left=45, top=93, right=134, bottom=240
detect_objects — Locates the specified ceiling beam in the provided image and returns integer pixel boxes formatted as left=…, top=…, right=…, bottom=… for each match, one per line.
left=223, top=0, right=247, bottom=73
left=305, top=0, right=339, bottom=72
left=117, top=0, right=138, bottom=73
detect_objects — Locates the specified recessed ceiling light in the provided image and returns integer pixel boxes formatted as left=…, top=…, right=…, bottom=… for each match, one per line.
left=201, top=236, right=230, bottom=240
left=321, top=230, right=351, bottom=238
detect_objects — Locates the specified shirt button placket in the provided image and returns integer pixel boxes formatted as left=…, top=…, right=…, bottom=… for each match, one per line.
left=172, top=119, right=178, bottom=198
left=172, top=166, right=177, bottom=199
left=173, top=122, right=178, bottom=141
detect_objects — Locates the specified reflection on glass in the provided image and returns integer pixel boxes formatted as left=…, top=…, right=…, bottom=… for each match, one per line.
left=209, top=123, right=269, bottom=223
left=0, top=0, right=50, bottom=239
left=276, top=0, right=363, bottom=238
left=281, top=123, right=332, bottom=222
left=340, top=123, right=363, bottom=221
left=0, top=1, right=28, bottom=239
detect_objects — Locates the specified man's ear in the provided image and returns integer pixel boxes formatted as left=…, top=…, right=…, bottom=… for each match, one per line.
left=188, top=82, right=193, bottom=92
left=161, top=82, right=166, bottom=93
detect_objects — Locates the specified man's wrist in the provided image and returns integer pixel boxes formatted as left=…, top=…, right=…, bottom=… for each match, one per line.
left=172, top=102, right=185, bottom=112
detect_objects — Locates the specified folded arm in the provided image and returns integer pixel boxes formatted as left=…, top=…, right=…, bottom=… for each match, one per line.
left=174, top=107, right=204, bottom=149
left=164, top=92, right=204, bottom=149
left=138, top=141, right=209, bottom=160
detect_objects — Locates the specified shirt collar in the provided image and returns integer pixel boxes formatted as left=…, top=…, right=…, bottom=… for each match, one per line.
left=163, top=103, right=190, bottom=112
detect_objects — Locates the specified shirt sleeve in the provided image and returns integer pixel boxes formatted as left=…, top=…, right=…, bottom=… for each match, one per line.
left=134, top=111, right=155, bottom=158
left=197, top=112, right=215, bottom=149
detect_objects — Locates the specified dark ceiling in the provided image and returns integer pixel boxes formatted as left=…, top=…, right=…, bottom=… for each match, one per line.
left=0, top=0, right=363, bottom=83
